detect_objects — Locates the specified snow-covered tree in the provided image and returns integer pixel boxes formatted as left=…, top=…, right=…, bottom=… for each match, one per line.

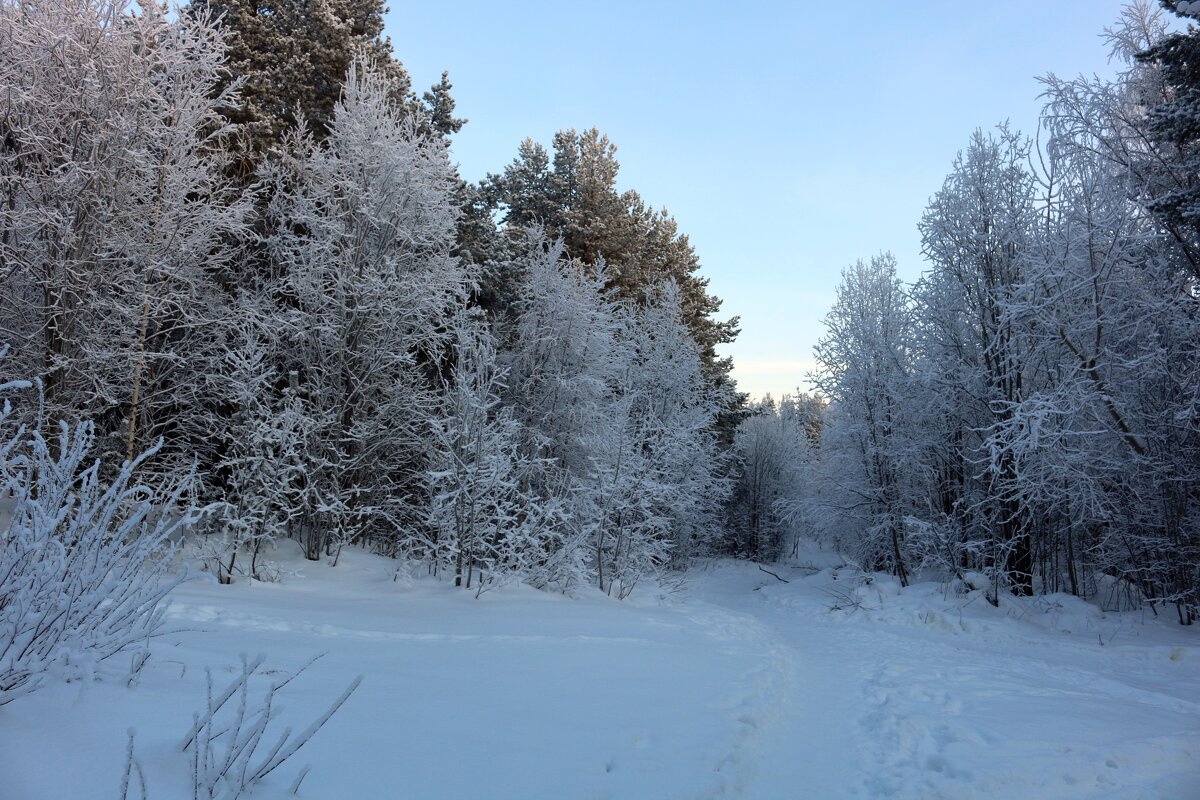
left=500, top=234, right=624, bottom=590
left=0, top=0, right=248, bottom=481
left=200, top=311, right=310, bottom=582
left=591, top=282, right=728, bottom=595
left=264, top=62, right=470, bottom=561
left=811, top=254, right=917, bottom=582
left=425, top=317, right=553, bottom=592
left=497, top=234, right=725, bottom=595
left=186, top=0, right=418, bottom=170
left=1005, top=5, right=1200, bottom=619
left=917, top=127, right=1038, bottom=595
left=728, top=395, right=813, bottom=562
left=794, top=5, right=1200, bottom=621
left=623, top=282, right=729, bottom=565
left=482, top=129, right=741, bottom=420
left=1134, top=0, right=1200, bottom=279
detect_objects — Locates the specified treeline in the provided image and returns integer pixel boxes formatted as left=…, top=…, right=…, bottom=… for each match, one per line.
left=0, top=0, right=741, bottom=596
left=9, top=0, right=1194, bottom=623
left=764, top=1, right=1198, bottom=623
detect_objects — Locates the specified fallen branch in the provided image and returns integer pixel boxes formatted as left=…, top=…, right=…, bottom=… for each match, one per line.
left=758, top=565, right=790, bottom=583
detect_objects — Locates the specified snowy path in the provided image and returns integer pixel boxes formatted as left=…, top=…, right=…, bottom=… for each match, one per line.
left=682, top=558, right=1200, bottom=799
left=1, top=548, right=1198, bottom=799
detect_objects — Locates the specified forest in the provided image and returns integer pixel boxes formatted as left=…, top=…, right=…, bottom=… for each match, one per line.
left=1, top=0, right=1199, bottom=770
left=733, top=3, right=1200, bottom=627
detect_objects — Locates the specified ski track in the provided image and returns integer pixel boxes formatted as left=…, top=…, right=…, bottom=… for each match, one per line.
left=166, top=601, right=660, bottom=646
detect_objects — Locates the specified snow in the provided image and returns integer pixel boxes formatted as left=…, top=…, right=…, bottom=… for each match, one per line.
left=2, top=543, right=1197, bottom=799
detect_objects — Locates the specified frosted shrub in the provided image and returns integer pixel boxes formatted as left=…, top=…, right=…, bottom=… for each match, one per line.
left=180, top=654, right=361, bottom=799
left=0, top=379, right=190, bottom=705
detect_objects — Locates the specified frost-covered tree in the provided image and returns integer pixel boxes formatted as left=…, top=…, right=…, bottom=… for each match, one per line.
left=1010, top=4, right=1200, bottom=619
left=794, top=4, right=1200, bottom=621
left=187, top=0, right=414, bottom=167
left=811, top=254, right=918, bottom=583
left=425, top=317, right=553, bottom=592
left=0, top=0, right=248, bottom=481
left=1136, top=0, right=1200, bottom=277
left=265, top=63, right=469, bottom=561
left=496, top=234, right=725, bottom=595
left=918, top=127, right=1038, bottom=595
left=499, top=234, right=624, bottom=589
left=622, top=282, right=729, bottom=565
left=727, top=395, right=813, bottom=562
left=482, top=129, right=741, bottom=415
left=201, top=312, right=310, bottom=582
left=591, top=282, right=728, bottom=595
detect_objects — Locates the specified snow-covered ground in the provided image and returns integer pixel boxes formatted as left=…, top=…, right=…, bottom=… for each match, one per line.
left=2, top=543, right=1197, bottom=799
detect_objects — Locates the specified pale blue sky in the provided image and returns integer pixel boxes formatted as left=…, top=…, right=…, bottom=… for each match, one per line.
left=386, top=1, right=1131, bottom=399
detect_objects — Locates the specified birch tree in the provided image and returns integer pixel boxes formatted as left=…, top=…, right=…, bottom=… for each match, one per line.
left=497, top=235, right=623, bottom=589
left=918, top=127, right=1038, bottom=595
left=810, top=255, right=919, bottom=580
left=0, top=0, right=248, bottom=481
left=728, top=395, right=812, bottom=562
left=425, top=317, right=553, bottom=592
left=265, top=63, right=469, bottom=560
left=591, top=282, right=727, bottom=595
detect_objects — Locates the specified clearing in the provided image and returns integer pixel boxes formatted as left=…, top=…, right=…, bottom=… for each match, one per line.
left=2, top=545, right=1197, bottom=799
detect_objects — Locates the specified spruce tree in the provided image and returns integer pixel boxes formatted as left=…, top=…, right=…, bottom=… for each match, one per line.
left=1138, top=1, right=1200, bottom=279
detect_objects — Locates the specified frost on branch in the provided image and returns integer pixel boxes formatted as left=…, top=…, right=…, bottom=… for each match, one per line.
left=179, top=654, right=361, bottom=800
left=264, top=61, right=469, bottom=562
left=425, top=316, right=554, bottom=594
left=0, top=377, right=191, bottom=705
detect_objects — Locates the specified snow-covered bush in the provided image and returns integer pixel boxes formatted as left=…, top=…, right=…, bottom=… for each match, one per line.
left=118, top=653, right=361, bottom=798
left=0, top=378, right=191, bottom=705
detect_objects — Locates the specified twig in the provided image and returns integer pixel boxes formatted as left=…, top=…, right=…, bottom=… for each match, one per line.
left=758, top=565, right=790, bottom=583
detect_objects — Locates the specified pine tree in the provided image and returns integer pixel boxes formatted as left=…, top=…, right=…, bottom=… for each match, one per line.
left=421, top=71, right=467, bottom=138
left=482, top=128, right=742, bottom=422
left=188, top=0, right=417, bottom=173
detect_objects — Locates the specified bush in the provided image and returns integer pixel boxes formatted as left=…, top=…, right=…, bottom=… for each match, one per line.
left=0, top=378, right=191, bottom=705
left=179, top=653, right=361, bottom=799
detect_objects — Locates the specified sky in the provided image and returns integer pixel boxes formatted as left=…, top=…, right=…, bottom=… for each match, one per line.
left=385, top=0, right=1136, bottom=400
